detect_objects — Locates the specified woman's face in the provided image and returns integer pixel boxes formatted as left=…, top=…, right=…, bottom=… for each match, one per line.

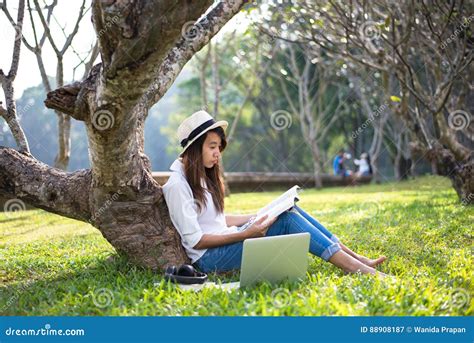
left=202, top=131, right=222, bottom=169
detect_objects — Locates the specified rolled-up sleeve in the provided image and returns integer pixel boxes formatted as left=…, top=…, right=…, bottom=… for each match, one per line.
left=162, top=177, right=203, bottom=249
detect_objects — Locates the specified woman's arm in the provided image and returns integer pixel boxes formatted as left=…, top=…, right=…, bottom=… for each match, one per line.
left=193, top=231, right=248, bottom=249
left=194, top=215, right=277, bottom=250
left=225, top=213, right=256, bottom=227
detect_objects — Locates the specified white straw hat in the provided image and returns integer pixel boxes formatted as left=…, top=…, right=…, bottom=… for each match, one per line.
left=177, top=110, right=228, bottom=156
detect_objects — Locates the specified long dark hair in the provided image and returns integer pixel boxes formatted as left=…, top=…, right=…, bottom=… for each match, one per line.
left=181, top=127, right=227, bottom=214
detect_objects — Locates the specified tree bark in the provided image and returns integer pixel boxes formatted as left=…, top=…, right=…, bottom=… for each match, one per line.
left=428, top=143, right=474, bottom=204
left=311, top=145, right=323, bottom=189
left=0, top=148, right=91, bottom=221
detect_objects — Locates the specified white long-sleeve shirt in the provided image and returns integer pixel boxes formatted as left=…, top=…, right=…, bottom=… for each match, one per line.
left=354, top=158, right=370, bottom=174
left=162, top=158, right=239, bottom=263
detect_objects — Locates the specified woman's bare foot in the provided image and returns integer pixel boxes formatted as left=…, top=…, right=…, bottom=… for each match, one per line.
left=338, top=244, right=387, bottom=269
left=330, top=251, right=379, bottom=276
left=358, top=255, right=387, bottom=268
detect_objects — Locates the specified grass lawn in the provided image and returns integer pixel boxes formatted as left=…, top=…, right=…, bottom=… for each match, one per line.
left=0, top=176, right=472, bottom=316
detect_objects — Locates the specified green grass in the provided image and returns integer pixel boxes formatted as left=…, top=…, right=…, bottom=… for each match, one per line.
left=1, top=176, right=472, bottom=316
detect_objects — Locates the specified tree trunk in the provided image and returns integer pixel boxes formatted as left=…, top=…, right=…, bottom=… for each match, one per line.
left=1, top=0, right=248, bottom=271
left=394, top=152, right=401, bottom=181
left=395, top=154, right=411, bottom=181
left=430, top=159, right=439, bottom=175
left=409, top=154, right=417, bottom=177
left=310, top=143, right=323, bottom=189
left=400, top=157, right=411, bottom=180
left=393, top=131, right=411, bottom=181
left=428, top=144, right=474, bottom=204
left=219, top=156, right=231, bottom=197
left=312, top=160, right=323, bottom=189
left=54, top=113, right=71, bottom=170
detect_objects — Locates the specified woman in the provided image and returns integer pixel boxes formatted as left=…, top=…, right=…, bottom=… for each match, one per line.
left=163, top=111, right=387, bottom=276
left=354, top=152, right=373, bottom=177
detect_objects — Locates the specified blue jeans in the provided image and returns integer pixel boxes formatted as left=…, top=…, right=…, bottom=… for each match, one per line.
left=194, top=205, right=341, bottom=273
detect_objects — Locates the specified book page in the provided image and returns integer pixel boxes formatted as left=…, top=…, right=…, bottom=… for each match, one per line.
left=256, top=185, right=300, bottom=220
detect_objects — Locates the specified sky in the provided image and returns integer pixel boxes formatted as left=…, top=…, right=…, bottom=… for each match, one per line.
left=0, top=1, right=250, bottom=102
left=0, top=0, right=96, bottom=101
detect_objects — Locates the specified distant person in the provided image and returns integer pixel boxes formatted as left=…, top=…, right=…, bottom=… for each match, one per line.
left=354, top=152, right=373, bottom=177
left=333, top=150, right=353, bottom=177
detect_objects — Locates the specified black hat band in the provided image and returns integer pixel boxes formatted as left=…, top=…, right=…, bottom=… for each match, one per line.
left=180, top=118, right=216, bottom=148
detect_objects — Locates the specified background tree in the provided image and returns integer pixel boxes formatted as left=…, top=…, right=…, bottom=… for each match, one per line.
left=0, top=0, right=29, bottom=153
left=262, top=0, right=473, bottom=202
left=2, top=0, right=94, bottom=170
left=271, top=43, right=350, bottom=187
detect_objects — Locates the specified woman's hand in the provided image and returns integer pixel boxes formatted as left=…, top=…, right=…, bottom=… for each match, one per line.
left=243, top=214, right=278, bottom=238
left=225, top=213, right=258, bottom=227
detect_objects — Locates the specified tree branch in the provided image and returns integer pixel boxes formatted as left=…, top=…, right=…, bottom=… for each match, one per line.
left=0, top=0, right=30, bottom=153
left=0, top=147, right=92, bottom=222
left=32, top=0, right=60, bottom=55
left=44, top=64, right=101, bottom=120
left=143, top=1, right=248, bottom=110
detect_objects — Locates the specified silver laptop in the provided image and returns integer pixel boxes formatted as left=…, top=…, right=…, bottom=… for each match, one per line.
left=239, top=232, right=310, bottom=287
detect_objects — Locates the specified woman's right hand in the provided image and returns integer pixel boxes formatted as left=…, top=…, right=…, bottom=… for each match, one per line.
left=243, top=214, right=276, bottom=238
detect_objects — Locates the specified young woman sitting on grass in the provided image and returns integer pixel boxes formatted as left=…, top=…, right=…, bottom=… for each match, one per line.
left=163, top=111, right=388, bottom=277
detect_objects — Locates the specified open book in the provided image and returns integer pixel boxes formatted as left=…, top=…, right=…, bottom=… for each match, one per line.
left=237, top=185, right=301, bottom=232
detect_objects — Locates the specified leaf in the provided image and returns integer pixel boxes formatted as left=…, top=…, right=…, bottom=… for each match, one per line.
left=390, top=95, right=402, bottom=102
